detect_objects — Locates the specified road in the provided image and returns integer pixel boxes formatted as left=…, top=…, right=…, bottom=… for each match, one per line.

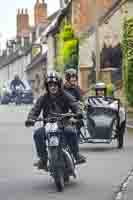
left=0, top=105, right=133, bottom=200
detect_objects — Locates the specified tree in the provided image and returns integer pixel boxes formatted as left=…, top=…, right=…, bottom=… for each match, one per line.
left=122, top=17, right=133, bottom=105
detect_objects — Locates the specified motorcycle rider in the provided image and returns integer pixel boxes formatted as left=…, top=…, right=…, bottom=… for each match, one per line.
left=64, top=68, right=85, bottom=101
left=89, top=82, right=126, bottom=136
left=10, top=74, right=26, bottom=97
left=64, top=68, right=85, bottom=138
left=25, top=71, right=86, bottom=170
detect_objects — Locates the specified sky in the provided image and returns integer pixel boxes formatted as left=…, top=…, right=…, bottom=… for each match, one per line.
left=0, top=0, right=60, bottom=50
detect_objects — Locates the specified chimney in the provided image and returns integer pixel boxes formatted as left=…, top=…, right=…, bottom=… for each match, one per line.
left=60, top=0, right=64, bottom=9
left=16, top=8, right=29, bottom=38
left=34, top=0, right=47, bottom=25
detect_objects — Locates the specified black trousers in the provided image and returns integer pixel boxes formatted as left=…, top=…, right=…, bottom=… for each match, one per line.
left=33, top=127, right=79, bottom=159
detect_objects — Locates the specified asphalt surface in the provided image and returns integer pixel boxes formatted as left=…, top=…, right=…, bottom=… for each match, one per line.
left=0, top=105, right=133, bottom=200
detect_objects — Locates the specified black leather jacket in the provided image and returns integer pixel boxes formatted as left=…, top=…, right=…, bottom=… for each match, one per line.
left=27, top=91, right=80, bottom=120
left=10, top=79, right=25, bottom=90
left=64, top=85, right=82, bottom=101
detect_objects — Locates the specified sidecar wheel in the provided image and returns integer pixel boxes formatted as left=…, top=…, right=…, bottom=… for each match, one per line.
left=117, top=132, right=124, bottom=149
left=117, top=121, right=126, bottom=149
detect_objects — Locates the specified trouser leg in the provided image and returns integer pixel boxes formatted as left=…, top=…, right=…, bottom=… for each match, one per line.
left=33, top=127, right=48, bottom=160
left=64, top=127, right=79, bottom=158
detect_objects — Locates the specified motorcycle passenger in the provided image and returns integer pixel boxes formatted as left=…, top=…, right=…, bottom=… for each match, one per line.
left=89, top=82, right=126, bottom=136
left=64, top=68, right=84, bottom=101
left=10, top=74, right=26, bottom=97
left=25, top=71, right=86, bottom=170
left=64, top=68, right=85, bottom=138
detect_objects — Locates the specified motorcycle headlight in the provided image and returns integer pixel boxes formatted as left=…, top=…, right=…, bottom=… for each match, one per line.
left=45, top=122, right=58, bottom=133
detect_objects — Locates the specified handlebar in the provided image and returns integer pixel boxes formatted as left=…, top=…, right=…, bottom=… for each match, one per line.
left=36, top=112, right=80, bottom=123
left=25, top=112, right=83, bottom=127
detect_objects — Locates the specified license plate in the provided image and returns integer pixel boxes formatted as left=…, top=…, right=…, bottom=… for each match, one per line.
left=49, top=136, right=59, bottom=146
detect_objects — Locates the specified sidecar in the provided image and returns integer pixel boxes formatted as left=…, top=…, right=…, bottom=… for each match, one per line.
left=80, top=96, right=125, bottom=148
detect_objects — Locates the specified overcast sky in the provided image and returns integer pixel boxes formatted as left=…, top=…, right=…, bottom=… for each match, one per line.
left=0, top=0, right=60, bottom=49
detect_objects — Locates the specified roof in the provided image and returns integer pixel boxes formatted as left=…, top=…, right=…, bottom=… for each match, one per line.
left=25, top=52, right=47, bottom=72
left=47, top=10, right=60, bottom=21
left=45, top=2, right=72, bottom=37
left=0, top=46, right=32, bottom=70
left=35, top=1, right=71, bottom=44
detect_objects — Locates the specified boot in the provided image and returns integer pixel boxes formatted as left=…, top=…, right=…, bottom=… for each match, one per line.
left=34, top=158, right=48, bottom=171
left=75, top=153, right=86, bottom=165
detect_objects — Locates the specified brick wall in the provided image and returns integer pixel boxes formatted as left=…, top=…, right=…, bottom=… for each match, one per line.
left=72, top=0, right=114, bottom=34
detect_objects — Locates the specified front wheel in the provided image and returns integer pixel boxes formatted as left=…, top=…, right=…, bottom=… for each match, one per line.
left=15, top=96, right=21, bottom=105
left=50, top=148, right=65, bottom=192
left=54, top=170, right=64, bottom=192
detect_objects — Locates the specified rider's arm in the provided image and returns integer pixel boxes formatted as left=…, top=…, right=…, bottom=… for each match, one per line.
left=10, top=80, right=14, bottom=90
left=65, top=92, right=80, bottom=114
left=27, top=96, right=44, bottom=120
left=20, top=80, right=26, bottom=89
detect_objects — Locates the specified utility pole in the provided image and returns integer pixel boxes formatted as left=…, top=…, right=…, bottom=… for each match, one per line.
left=91, top=0, right=101, bottom=81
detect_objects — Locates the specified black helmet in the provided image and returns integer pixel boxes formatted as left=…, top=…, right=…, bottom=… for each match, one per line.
left=45, top=71, right=62, bottom=92
left=95, top=82, right=107, bottom=96
left=14, top=73, right=19, bottom=80
left=65, top=68, right=78, bottom=81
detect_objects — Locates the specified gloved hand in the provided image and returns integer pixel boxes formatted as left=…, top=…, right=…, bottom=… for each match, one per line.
left=25, top=119, right=35, bottom=127
left=76, top=112, right=83, bottom=119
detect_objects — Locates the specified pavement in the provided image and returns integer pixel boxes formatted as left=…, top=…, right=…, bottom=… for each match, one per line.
left=125, top=175, right=133, bottom=200
left=113, top=115, right=133, bottom=200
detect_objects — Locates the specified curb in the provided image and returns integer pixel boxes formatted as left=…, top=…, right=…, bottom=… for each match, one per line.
left=114, top=168, right=133, bottom=200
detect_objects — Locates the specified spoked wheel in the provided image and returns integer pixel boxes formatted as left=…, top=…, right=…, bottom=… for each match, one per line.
left=50, top=148, right=65, bottom=192
left=15, top=97, right=21, bottom=105
left=54, top=170, right=64, bottom=192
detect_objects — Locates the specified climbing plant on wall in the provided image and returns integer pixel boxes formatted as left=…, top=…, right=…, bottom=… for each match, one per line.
left=56, top=24, right=79, bottom=73
left=122, top=16, right=133, bottom=105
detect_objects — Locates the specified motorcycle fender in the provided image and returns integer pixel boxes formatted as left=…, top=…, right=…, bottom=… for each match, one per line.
left=62, top=149, right=75, bottom=173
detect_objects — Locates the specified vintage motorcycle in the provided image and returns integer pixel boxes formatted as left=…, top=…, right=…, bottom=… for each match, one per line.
left=30, top=113, right=79, bottom=192
left=1, top=81, right=33, bottom=105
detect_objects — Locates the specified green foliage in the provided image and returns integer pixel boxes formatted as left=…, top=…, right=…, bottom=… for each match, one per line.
left=56, top=24, right=79, bottom=72
left=107, top=83, right=114, bottom=97
left=122, top=17, right=133, bottom=105
left=61, top=25, right=74, bottom=41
